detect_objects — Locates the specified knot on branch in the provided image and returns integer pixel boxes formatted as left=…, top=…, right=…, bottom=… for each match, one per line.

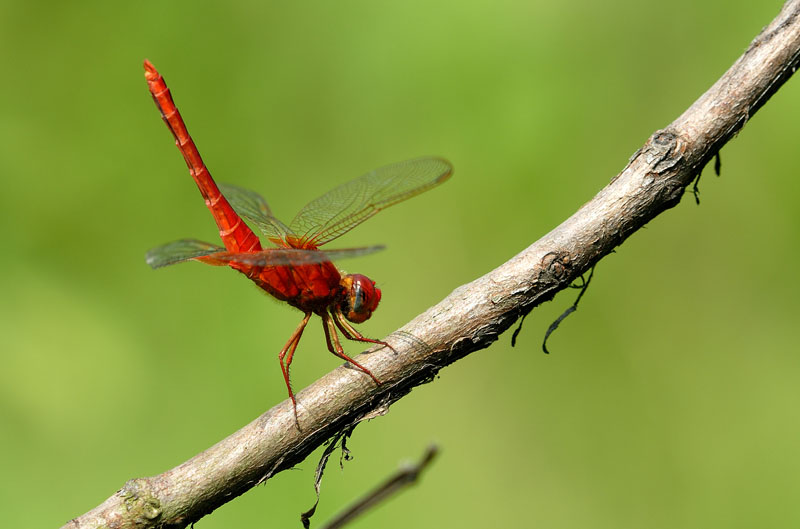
left=634, top=129, right=692, bottom=209
left=538, top=251, right=573, bottom=286
left=644, top=130, right=686, bottom=175
left=120, top=478, right=163, bottom=524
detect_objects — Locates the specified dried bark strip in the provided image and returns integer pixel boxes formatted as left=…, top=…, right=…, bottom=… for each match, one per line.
left=64, top=2, right=800, bottom=528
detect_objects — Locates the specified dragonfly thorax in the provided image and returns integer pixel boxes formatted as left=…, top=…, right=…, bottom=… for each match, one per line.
left=339, top=274, right=381, bottom=323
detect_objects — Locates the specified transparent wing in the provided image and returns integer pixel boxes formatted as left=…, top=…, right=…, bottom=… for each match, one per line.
left=146, top=239, right=224, bottom=269
left=289, top=157, right=453, bottom=247
left=197, top=245, right=385, bottom=267
left=218, top=182, right=293, bottom=242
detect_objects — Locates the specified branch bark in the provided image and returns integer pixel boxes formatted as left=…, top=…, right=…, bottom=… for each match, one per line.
left=64, top=2, right=800, bottom=528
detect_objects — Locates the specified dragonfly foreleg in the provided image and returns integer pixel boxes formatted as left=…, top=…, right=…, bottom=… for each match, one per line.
left=331, top=307, right=396, bottom=353
left=321, top=312, right=381, bottom=386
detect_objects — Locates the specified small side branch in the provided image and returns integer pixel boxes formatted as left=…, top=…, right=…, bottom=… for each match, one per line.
left=315, top=445, right=438, bottom=529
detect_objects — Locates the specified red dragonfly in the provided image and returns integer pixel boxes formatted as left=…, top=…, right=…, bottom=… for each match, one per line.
left=143, top=60, right=452, bottom=415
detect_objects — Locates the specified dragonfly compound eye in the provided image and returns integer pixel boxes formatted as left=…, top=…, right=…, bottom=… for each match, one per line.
left=340, top=274, right=381, bottom=323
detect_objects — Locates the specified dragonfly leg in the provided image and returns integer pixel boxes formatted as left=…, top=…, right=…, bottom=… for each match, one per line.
left=332, top=307, right=396, bottom=354
left=321, top=312, right=382, bottom=386
left=278, top=312, right=312, bottom=418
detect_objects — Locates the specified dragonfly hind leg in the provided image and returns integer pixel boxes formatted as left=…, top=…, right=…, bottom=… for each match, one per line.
left=279, top=312, right=312, bottom=418
left=321, top=312, right=382, bottom=386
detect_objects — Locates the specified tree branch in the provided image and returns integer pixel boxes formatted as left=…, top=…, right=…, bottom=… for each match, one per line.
left=63, top=2, right=800, bottom=528
left=316, top=444, right=439, bottom=529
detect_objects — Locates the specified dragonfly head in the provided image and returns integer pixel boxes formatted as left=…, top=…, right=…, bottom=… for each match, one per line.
left=339, top=274, right=381, bottom=323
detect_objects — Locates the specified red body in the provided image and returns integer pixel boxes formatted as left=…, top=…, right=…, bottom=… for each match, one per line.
left=145, top=62, right=342, bottom=313
left=144, top=60, right=450, bottom=420
left=252, top=252, right=341, bottom=311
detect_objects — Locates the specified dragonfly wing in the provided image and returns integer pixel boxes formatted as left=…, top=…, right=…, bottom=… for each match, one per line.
left=146, top=239, right=225, bottom=269
left=219, top=182, right=293, bottom=241
left=202, top=245, right=385, bottom=267
left=289, top=157, right=452, bottom=247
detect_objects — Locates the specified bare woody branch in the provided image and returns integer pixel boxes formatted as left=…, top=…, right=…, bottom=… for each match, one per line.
left=63, top=2, right=800, bottom=528
left=316, top=445, right=439, bottom=529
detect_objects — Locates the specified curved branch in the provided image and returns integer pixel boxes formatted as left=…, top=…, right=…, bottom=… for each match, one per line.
left=64, top=2, right=800, bottom=528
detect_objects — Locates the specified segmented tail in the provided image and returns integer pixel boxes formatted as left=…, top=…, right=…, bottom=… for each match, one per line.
left=144, top=60, right=261, bottom=254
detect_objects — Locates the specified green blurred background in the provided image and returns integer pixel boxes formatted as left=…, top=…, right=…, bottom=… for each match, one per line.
left=1, top=1, right=799, bottom=527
